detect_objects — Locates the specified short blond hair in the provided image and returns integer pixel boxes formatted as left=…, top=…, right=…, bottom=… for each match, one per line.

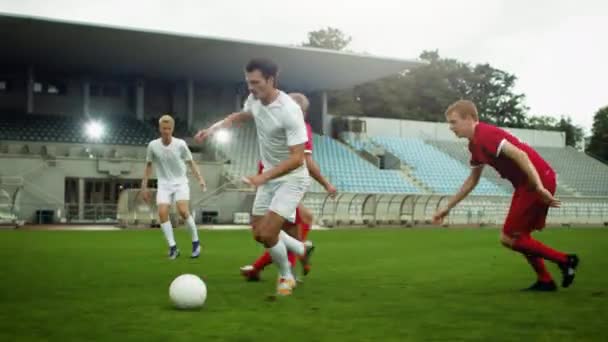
left=158, top=114, right=175, bottom=126
left=289, top=93, right=310, bottom=113
left=445, top=100, right=479, bottom=121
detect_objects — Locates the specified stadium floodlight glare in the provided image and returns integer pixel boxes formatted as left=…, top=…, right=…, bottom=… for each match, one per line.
left=215, top=129, right=230, bottom=144
left=85, top=120, right=104, bottom=140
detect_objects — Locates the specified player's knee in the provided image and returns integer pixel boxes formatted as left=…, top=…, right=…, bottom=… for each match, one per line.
left=500, top=233, right=515, bottom=249
left=177, top=208, right=189, bottom=219
left=158, top=208, right=170, bottom=222
left=300, top=207, right=313, bottom=224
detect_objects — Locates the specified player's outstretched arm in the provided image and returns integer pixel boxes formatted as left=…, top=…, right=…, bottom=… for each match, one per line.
left=500, top=141, right=561, bottom=207
left=193, top=111, right=252, bottom=143
left=432, top=166, right=483, bottom=224
left=305, top=154, right=337, bottom=197
left=243, top=144, right=305, bottom=187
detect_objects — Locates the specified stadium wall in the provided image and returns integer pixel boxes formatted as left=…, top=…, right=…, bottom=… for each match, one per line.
left=0, top=152, right=224, bottom=223
left=330, top=115, right=566, bottom=148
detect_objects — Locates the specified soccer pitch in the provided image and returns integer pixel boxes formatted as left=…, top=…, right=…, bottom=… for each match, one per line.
left=1, top=227, right=606, bottom=341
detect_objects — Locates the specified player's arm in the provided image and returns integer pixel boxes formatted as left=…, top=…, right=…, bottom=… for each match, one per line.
left=141, top=162, right=153, bottom=190
left=433, top=166, right=483, bottom=224
left=500, top=141, right=543, bottom=190
left=255, top=144, right=306, bottom=184
left=194, top=111, right=252, bottom=142
left=140, top=161, right=153, bottom=202
left=141, top=143, right=154, bottom=191
left=187, top=160, right=207, bottom=191
left=500, top=141, right=560, bottom=207
left=305, top=154, right=336, bottom=196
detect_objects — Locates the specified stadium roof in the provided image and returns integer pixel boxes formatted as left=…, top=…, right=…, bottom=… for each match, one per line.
left=0, top=14, right=423, bottom=92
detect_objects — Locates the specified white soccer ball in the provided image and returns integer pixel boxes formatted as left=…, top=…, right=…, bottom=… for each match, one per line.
left=169, top=274, right=207, bottom=309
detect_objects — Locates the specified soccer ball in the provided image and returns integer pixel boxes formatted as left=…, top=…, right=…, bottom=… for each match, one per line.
left=169, top=274, right=207, bottom=309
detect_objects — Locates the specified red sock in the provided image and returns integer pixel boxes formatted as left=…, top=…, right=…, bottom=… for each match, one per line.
left=252, top=251, right=273, bottom=271
left=524, top=254, right=553, bottom=282
left=512, top=234, right=568, bottom=264
left=287, top=252, right=296, bottom=267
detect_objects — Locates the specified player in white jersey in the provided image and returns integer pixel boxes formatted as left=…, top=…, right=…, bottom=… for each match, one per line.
left=141, top=115, right=207, bottom=259
left=194, top=58, right=314, bottom=296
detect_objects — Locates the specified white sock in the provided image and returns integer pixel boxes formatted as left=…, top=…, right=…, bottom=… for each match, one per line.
left=267, top=240, right=292, bottom=278
left=185, top=215, right=199, bottom=242
left=160, top=221, right=176, bottom=247
left=279, top=230, right=305, bottom=256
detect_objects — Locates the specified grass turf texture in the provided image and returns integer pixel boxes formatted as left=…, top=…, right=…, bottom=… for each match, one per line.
left=0, top=228, right=606, bottom=341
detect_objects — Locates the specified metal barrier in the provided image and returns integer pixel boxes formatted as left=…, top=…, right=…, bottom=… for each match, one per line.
left=302, top=193, right=608, bottom=227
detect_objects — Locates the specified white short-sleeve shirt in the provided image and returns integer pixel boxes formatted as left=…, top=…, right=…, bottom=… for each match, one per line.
left=146, top=137, right=193, bottom=186
left=243, top=91, right=309, bottom=180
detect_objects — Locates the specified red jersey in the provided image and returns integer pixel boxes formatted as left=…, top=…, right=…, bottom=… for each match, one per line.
left=468, top=122, right=554, bottom=187
left=258, top=122, right=313, bottom=174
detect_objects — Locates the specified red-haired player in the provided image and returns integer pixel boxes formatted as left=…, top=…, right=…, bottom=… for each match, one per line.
left=240, top=93, right=336, bottom=281
left=433, top=100, right=579, bottom=291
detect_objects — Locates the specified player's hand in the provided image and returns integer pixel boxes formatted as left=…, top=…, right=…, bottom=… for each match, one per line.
left=141, top=189, right=151, bottom=203
left=199, top=180, right=207, bottom=192
left=194, top=128, right=212, bottom=143
left=325, top=183, right=337, bottom=198
left=432, top=208, right=450, bottom=225
left=537, top=187, right=561, bottom=208
left=241, top=174, right=266, bottom=187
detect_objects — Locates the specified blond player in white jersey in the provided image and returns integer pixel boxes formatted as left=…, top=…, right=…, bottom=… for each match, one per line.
left=194, top=58, right=314, bottom=296
left=142, top=115, right=207, bottom=259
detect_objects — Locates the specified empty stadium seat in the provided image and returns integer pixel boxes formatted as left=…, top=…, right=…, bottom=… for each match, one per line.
left=371, top=137, right=508, bottom=196
left=0, top=113, right=157, bottom=146
left=216, top=122, right=421, bottom=194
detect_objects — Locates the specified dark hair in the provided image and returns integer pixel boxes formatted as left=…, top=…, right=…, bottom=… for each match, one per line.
left=245, top=58, right=279, bottom=80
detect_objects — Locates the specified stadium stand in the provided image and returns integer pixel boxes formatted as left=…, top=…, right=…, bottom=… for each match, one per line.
left=535, top=146, right=608, bottom=197
left=427, top=140, right=608, bottom=197
left=371, top=136, right=509, bottom=195
left=0, top=113, right=157, bottom=145
left=216, top=123, right=421, bottom=194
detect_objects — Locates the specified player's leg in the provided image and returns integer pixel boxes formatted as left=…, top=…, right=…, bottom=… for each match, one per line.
left=501, top=233, right=556, bottom=291
left=295, top=205, right=314, bottom=275
left=258, top=179, right=312, bottom=295
left=176, top=200, right=200, bottom=258
left=157, top=186, right=179, bottom=259
left=175, top=183, right=200, bottom=258
left=241, top=220, right=298, bottom=282
left=502, top=182, right=578, bottom=289
left=252, top=210, right=296, bottom=295
left=243, top=182, right=295, bottom=294
left=282, top=222, right=299, bottom=269
left=240, top=215, right=272, bottom=281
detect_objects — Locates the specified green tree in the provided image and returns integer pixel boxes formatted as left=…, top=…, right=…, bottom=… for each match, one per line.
left=527, top=115, right=584, bottom=148
left=587, top=106, right=608, bottom=160
left=302, top=27, right=352, bottom=51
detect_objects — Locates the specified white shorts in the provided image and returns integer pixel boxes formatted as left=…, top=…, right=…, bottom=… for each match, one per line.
left=156, top=183, right=190, bottom=205
left=252, top=177, right=310, bottom=223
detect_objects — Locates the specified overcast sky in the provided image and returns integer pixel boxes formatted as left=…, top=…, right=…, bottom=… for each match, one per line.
left=2, top=0, right=606, bottom=133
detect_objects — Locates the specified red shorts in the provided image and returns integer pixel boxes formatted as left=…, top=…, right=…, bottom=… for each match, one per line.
left=502, top=170, right=556, bottom=237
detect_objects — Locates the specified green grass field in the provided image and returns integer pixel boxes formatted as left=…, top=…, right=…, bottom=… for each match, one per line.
left=0, top=227, right=607, bottom=341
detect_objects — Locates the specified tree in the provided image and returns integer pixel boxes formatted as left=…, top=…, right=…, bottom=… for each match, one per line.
left=587, top=106, right=608, bottom=160
left=556, top=116, right=584, bottom=148
left=527, top=115, right=558, bottom=130
left=465, top=64, right=528, bottom=128
left=527, top=115, right=584, bottom=148
left=302, top=27, right=352, bottom=51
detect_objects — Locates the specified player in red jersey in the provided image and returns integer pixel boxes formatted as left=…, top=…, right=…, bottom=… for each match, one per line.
left=433, top=100, right=579, bottom=291
left=240, top=93, right=336, bottom=281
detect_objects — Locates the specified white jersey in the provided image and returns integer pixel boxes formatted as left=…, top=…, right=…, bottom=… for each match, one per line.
left=243, top=91, right=309, bottom=181
left=146, top=137, right=193, bottom=186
